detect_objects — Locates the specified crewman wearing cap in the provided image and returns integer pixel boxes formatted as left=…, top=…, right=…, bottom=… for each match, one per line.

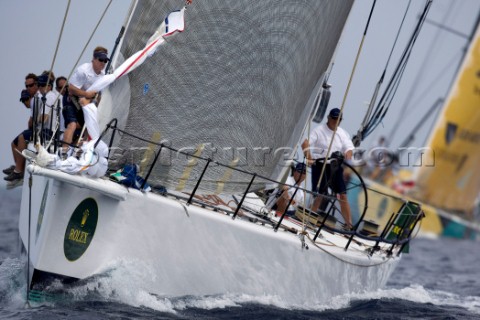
left=23, top=71, right=56, bottom=150
left=267, top=162, right=307, bottom=216
left=62, top=46, right=110, bottom=155
left=301, top=108, right=354, bottom=229
left=4, top=72, right=57, bottom=186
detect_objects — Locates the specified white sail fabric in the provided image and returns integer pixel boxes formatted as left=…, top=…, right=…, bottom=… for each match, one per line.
left=100, top=0, right=353, bottom=193
left=89, top=8, right=186, bottom=93
left=36, top=102, right=109, bottom=177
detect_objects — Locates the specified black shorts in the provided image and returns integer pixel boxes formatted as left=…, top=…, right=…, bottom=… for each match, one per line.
left=13, top=128, right=52, bottom=146
left=62, top=95, right=84, bottom=127
left=311, top=161, right=346, bottom=195
left=13, top=129, right=32, bottom=146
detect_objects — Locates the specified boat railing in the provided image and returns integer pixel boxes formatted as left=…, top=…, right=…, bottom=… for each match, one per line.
left=95, top=120, right=425, bottom=255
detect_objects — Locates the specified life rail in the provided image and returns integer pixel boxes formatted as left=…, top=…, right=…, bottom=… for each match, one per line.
left=74, top=119, right=427, bottom=255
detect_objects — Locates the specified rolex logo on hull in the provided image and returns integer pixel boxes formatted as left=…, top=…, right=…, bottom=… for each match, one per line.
left=64, top=198, right=98, bottom=261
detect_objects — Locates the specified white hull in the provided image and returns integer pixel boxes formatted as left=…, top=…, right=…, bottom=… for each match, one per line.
left=20, top=164, right=400, bottom=304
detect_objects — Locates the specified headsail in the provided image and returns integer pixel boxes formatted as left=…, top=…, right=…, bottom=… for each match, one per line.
left=89, top=8, right=186, bottom=92
left=99, top=0, right=353, bottom=193
left=412, top=25, right=480, bottom=216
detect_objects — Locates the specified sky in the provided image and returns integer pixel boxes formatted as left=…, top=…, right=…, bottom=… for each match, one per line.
left=0, top=0, right=479, bottom=188
left=0, top=0, right=131, bottom=187
left=328, top=0, right=479, bottom=149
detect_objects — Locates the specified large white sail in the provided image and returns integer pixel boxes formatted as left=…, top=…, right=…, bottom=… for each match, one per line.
left=99, top=0, right=353, bottom=193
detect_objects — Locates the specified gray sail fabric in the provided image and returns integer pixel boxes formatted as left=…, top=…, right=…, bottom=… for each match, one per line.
left=102, top=0, right=353, bottom=193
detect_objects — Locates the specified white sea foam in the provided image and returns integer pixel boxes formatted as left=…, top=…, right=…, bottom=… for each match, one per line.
left=78, top=264, right=480, bottom=315
left=62, top=259, right=287, bottom=313
left=66, top=259, right=177, bottom=313
left=0, top=258, right=29, bottom=308
left=5, top=256, right=476, bottom=315
left=309, top=284, right=480, bottom=314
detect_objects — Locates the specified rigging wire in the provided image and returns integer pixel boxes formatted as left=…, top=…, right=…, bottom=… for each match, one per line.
left=422, top=12, right=480, bottom=149
left=42, top=0, right=71, bottom=150
left=358, top=0, right=433, bottom=143
left=67, top=0, right=113, bottom=81
left=423, top=18, right=470, bottom=39
left=418, top=12, right=480, bottom=148
left=106, top=0, right=137, bottom=74
left=298, top=3, right=362, bottom=228
left=44, top=0, right=71, bottom=143
left=46, top=0, right=71, bottom=85
left=390, top=50, right=461, bottom=149
left=362, top=0, right=432, bottom=137
left=397, top=98, right=444, bottom=151
left=405, top=50, right=461, bottom=112
left=25, top=174, right=33, bottom=306
left=353, top=0, right=412, bottom=147
left=393, top=7, right=480, bottom=149
left=26, top=4, right=114, bottom=297
left=25, top=1, right=73, bottom=302
left=313, top=0, right=378, bottom=194
left=47, top=0, right=113, bottom=148
left=387, top=0, right=456, bottom=143
left=362, top=58, right=410, bottom=138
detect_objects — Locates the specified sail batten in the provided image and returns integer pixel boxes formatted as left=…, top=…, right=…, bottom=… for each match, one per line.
left=100, top=0, right=353, bottom=193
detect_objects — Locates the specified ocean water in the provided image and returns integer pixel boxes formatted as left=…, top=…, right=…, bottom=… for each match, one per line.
left=1, top=188, right=479, bottom=319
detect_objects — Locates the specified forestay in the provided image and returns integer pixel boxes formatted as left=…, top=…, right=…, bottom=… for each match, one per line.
left=99, top=0, right=353, bottom=193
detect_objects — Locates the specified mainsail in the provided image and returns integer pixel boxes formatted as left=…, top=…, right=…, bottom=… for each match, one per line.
left=99, top=0, right=353, bottom=193
left=413, top=25, right=480, bottom=216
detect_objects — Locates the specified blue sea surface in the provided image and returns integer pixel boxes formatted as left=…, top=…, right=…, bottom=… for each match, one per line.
left=1, top=187, right=479, bottom=319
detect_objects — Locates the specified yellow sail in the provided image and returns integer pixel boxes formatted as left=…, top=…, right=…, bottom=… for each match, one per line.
left=413, top=25, right=480, bottom=216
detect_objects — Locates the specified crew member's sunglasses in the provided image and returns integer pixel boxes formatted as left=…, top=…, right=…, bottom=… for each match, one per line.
left=97, top=58, right=108, bottom=63
left=25, top=83, right=37, bottom=88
